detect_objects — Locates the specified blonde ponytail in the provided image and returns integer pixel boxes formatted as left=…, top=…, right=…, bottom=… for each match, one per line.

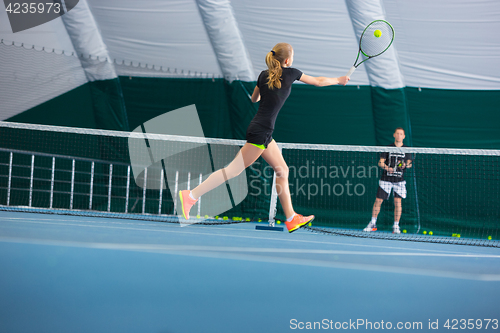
left=265, top=43, right=293, bottom=90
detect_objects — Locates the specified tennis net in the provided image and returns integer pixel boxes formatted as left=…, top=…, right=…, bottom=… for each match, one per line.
left=0, top=121, right=498, bottom=247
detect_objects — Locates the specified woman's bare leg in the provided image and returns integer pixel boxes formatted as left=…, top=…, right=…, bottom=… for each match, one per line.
left=191, top=143, right=264, bottom=199
left=261, top=140, right=294, bottom=219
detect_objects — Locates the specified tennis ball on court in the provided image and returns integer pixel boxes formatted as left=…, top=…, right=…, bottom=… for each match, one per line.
left=215, top=215, right=219, bottom=219
left=403, top=229, right=407, bottom=233
left=276, top=220, right=281, bottom=224
left=457, top=234, right=461, bottom=238
left=245, top=218, right=251, bottom=222
left=488, top=236, right=492, bottom=240
left=204, top=215, right=209, bottom=219
left=223, top=216, right=228, bottom=220
left=196, top=214, right=201, bottom=219
left=429, top=231, right=433, bottom=235
left=423, top=230, right=427, bottom=235
left=308, top=222, right=312, bottom=226
left=374, top=29, right=382, bottom=38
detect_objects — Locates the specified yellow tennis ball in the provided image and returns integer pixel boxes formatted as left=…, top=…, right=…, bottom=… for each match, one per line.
left=196, top=215, right=201, bottom=219
left=488, top=236, right=492, bottom=240
left=423, top=230, right=427, bottom=235
left=403, top=229, right=407, bottom=233
left=204, top=215, right=209, bottom=219
left=374, top=29, right=382, bottom=38
left=429, top=231, right=433, bottom=235
left=245, top=218, right=251, bottom=222
left=308, top=222, right=312, bottom=226
left=223, top=216, right=228, bottom=220
left=276, top=220, right=281, bottom=224
left=457, top=234, right=461, bottom=238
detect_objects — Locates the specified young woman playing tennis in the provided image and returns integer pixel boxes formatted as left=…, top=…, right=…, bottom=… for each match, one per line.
left=180, top=42, right=350, bottom=233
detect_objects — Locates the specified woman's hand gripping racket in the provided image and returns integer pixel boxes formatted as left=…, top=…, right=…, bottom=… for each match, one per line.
left=346, top=20, right=395, bottom=77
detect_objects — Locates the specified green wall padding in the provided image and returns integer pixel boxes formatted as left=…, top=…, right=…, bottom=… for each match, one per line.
left=89, top=78, right=129, bottom=131
left=119, top=77, right=233, bottom=139
left=7, top=84, right=97, bottom=129
left=273, top=85, right=376, bottom=145
left=370, top=87, right=411, bottom=146
left=8, top=78, right=129, bottom=132
left=406, top=87, right=500, bottom=149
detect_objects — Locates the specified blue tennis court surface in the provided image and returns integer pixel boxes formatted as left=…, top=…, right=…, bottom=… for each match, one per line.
left=1, top=211, right=499, bottom=332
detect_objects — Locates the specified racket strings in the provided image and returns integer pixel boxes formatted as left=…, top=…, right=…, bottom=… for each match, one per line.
left=360, top=22, right=394, bottom=57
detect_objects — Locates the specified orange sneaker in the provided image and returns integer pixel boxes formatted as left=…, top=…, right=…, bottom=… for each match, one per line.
left=179, top=190, right=198, bottom=220
left=285, top=214, right=314, bottom=233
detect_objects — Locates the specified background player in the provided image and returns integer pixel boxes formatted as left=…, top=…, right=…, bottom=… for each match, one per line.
left=364, top=127, right=413, bottom=234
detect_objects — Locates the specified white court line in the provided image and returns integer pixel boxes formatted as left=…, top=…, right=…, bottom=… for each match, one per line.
left=1, top=237, right=499, bottom=281
left=0, top=216, right=475, bottom=255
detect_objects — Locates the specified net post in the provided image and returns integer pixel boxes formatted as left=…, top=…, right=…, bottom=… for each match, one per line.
left=49, top=157, right=55, bottom=209
left=142, top=167, right=147, bottom=214
left=197, top=173, right=202, bottom=217
left=173, top=170, right=179, bottom=214
left=158, top=169, right=164, bottom=215
left=89, top=161, right=94, bottom=210
left=107, top=164, right=113, bottom=212
left=268, top=144, right=282, bottom=227
left=29, top=155, right=35, bottom=207
left=125, top=165, right=130, bottom=213
left=7, top=152, right=12, bottom=206
left=70, top=159, right=75, bottom=209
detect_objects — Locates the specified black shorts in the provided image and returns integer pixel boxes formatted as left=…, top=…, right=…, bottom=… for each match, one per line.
left=377, top=186, right=403, bottom=200
left=246, top=122, right=274, bottom=149
left=376, top=180, right=406, bottom=200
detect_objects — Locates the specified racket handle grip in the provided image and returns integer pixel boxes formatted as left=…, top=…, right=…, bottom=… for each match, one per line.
left=346, top=66, right=356, bottom=78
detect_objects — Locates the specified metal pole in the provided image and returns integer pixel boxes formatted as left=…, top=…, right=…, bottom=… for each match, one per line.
left=89, top=161, right=94, bottom=210
left=125, top=165, right=130, bottom=213
left=158, top=169, right=164, bottom=214
left=173, top=170, right=178, bottom=214
left=49, top=157, right=55, bottom=209
left=198, top=173, right=202, bottom=216
left=142, top=167, right=147, bottom=214
left=7, top=152, right=12, bottom=206
left=107, top=164, right=113, bottom=212
left=70, top=159, right=75, bottom=209
left=268, top=144, right=283, bottom=226
left=29, top=155, right=34, bottom=207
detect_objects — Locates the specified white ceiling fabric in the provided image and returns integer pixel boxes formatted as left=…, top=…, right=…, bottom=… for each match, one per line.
left=345, top=0, right=404, bottom=89
left=382, top=0, right=500, bottom=90
left=61, top=0, right=116, bottom=81
left=0, top=0, right=499, bottom=111
left=195, top=0, right=254, bottom=81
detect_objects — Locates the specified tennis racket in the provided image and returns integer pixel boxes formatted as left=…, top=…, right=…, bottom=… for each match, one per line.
left=346, top=20, right=395, bottom=77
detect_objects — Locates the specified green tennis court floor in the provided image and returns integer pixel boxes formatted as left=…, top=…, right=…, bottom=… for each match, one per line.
left=0, top=211, right=499, bottom=332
